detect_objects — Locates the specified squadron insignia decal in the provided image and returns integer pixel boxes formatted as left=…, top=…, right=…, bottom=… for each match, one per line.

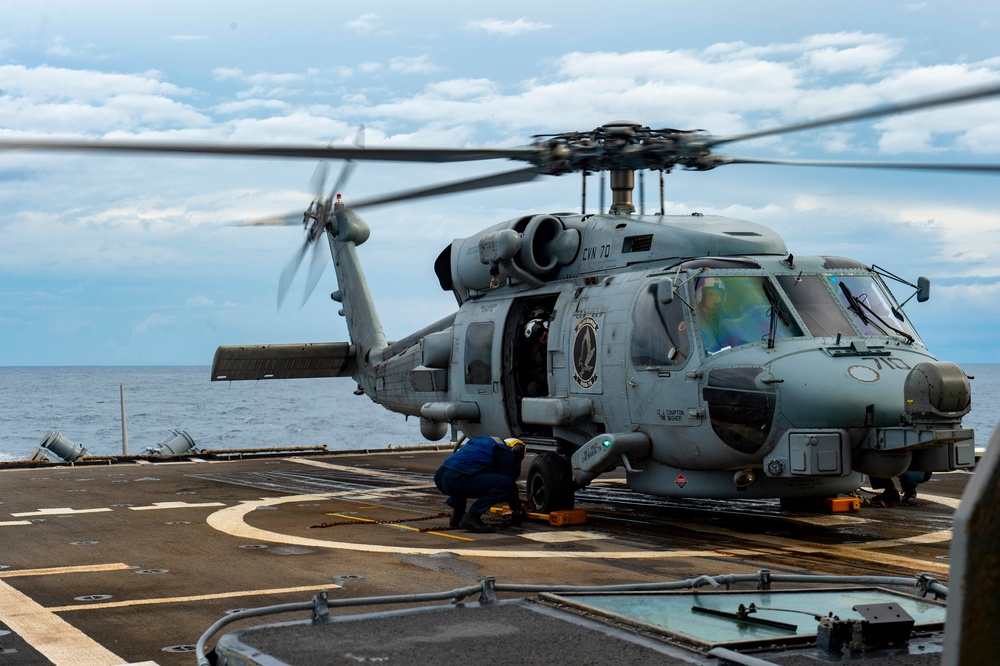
left=572, top=316, right=599, bottom=389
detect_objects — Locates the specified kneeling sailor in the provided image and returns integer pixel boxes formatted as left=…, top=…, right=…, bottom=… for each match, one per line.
left=434, top=437, right=526, bottom=532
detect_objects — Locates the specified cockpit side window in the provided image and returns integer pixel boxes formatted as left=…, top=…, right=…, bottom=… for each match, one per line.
left=777, top=275, right=855, bottom=338
left=695, top=276, right=803, bottom=355
left=631, top=283, right=691, bottom=368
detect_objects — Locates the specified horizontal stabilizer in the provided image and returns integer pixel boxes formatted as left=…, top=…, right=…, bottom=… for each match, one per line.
left=211, top=342, right=356, bottom=381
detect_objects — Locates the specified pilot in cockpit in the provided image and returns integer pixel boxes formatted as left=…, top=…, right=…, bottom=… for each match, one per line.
left=697, top=277, right=731, bottom=353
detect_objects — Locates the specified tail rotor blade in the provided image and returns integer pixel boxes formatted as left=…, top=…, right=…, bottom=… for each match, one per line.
left=277, top=237, right=310, bottom=309
left=308, top=162, right=330, bottom=200
left=329, top=161, right=357, bottom=201
left=300, top=238, right=330, bottom=308
left=326, top=124, right=365, bottom=200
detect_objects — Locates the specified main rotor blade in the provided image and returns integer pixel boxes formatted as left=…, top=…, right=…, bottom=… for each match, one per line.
left=721, top=156, right=1000, bottom=173
left=709, top=80, right=1000, bottom=147
left=0, top=137, right=535, bottom=163
left=347, top=166, right=545, bottom=209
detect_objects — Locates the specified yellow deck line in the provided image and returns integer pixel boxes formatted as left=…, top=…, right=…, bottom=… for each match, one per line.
left=284, top=457, right=428, bottom=485
left=128, top=501, right=226, bottom=511
left=50, top=584, right=339, bottom=612
left=324, top=512, right=474, bottom=542
left=0, top=579, right=125, bottom=665
left=0, top=563, right=133, bottom=578
left=11, top=507, right=115, bottom=517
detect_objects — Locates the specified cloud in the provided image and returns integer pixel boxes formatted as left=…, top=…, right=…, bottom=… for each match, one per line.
left=465, top=18, right=553, bottom=36
left=388, top=55, right=438, bottom=74
left=2, top=30, right=1000, bottom=366
left=169, top=35, right=208, bottom=42
left=186, top=295, right=216, bottom=307
left=805, top=42, right=902, bottom=74
left=213, top=99, right=289, bottom=114
left=133, top=313, right=175, bottom=333
left=212, top=67, right=243, bottom=81
left=346, top=12, right=386, bottom=36
left=0, top=65, right=187, bottom=102
left=46, top=37, right=77, bottom=58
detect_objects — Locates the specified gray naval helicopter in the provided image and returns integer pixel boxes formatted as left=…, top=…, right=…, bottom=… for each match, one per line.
left=6, top=83, right=997, bottom=512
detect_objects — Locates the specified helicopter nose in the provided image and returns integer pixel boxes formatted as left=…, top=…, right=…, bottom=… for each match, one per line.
left=766, top=355, right=907, bottom=430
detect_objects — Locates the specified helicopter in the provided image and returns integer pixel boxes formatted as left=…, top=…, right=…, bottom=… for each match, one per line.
left=4, top=82, right=997, bottom=512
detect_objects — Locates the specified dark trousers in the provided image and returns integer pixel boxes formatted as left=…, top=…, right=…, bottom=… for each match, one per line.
left=434, top=467, right=517, bottom=517
left=900, top=471, right=932, bottom=496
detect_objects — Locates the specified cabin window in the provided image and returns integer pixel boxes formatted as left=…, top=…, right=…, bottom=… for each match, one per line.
left=464, top=322, right=494, bottom=385
left=631, top=283, right=691, bottom=368
left=695, top=276, right=803, bottom=355
left=777, top=275, right=856, bottom=338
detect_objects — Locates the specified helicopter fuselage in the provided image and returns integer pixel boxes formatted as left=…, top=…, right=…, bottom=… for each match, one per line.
left=361, top=211, right=974, bottom=499
left=212, top=208, right=974, bottom=501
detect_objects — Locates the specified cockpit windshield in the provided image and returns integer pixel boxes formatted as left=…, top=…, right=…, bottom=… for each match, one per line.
left=695, top=276, right=803, bottom=355
left=776, top=275, right=856, bottom=338
left=829, top=274, right=921, bottom=343
left=668, top=271, right=920, bottom=358
left=777, top=273, right=922, bottom=344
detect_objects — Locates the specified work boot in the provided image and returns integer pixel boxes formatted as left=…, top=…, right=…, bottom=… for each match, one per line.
left=450, top=510, right=465, bottom=528
left=874, top=489, right=900, bottom=504
left=459, top=513, right=495, bottom=533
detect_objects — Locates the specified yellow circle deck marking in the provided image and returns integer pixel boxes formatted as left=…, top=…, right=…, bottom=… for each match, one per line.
left=206, top=491, right=953, bottom=570
left=207, top=493, right=759, bottom=560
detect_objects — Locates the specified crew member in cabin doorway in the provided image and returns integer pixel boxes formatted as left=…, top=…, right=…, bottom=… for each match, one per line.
left=434, top=436, right=526, bottom=532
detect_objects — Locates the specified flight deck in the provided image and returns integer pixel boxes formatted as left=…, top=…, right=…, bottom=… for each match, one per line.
left=0, top=448, right=968, bottom=665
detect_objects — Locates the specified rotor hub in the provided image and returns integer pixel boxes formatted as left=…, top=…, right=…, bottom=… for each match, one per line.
left=529, top=123, right=716, bottom=175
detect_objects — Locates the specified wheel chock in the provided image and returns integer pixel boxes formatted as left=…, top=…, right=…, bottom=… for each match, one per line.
left=545, top=509, right=587, bottom=526
left=490, top=506, right=588, bottom=526
left=824, top=497, right=861, bottom=513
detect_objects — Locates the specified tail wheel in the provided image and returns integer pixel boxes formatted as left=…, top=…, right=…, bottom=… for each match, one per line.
left=526, top=452, right=575, bottom=513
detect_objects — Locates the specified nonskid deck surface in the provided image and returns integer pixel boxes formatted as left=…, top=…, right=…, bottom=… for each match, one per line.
left=0, top=450, right=966, bottom=665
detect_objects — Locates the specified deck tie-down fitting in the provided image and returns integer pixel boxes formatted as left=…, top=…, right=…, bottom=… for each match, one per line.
left=311, top=590, right=329, bottom=624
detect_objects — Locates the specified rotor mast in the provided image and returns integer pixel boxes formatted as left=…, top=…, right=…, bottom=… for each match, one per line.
left=609, top=169, right=635, bottom=214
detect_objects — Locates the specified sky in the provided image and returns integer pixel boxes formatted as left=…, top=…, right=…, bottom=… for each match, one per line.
left=1, top=0, right=1000, bottom=366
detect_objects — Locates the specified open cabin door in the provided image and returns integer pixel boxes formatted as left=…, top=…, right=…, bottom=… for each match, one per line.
left=501, top=294, right=560, bottom=438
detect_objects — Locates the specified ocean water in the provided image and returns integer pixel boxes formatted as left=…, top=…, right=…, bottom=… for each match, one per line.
left=1, top=364, right=997, bottom=462
left=0, top=366, right=422, bottom=461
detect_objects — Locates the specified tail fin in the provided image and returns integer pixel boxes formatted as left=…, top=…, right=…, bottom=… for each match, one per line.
left=327, top=203, right=387, bottom=387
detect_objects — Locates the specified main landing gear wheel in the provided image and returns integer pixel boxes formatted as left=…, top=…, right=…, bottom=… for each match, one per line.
left=526, top=452, right=575, bottom=513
